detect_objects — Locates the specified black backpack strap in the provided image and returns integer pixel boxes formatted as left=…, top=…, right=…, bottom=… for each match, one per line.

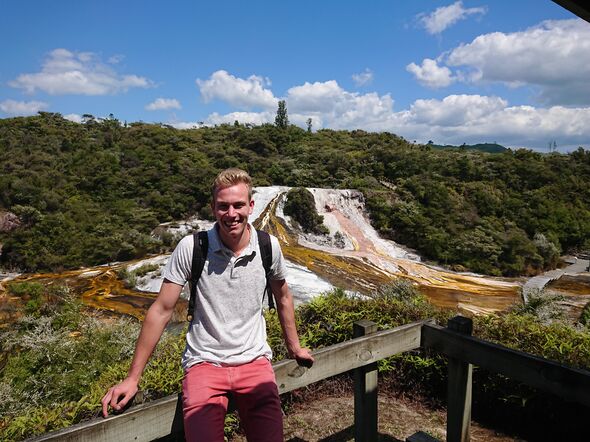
left=256, top=229, right=275, bottom=311
left=188, top=231, right=208, bottom=322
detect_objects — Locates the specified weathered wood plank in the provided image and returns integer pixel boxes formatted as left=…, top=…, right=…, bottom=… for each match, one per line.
left=354, top=320, right=379, bottom=442
left=28, top=394, right=183, bottom=442
left=421, top=323, right=590, bottom=407
left=274, top=321, right=424, bottom=394
left=446, top=317, right=473, bottom=442
left=30, top=321, right=424, bottom=441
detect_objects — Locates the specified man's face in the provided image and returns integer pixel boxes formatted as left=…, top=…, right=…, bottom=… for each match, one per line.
left=211, top=182, right=254, bottom=244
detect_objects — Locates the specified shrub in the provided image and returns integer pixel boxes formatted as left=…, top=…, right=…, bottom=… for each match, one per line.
left=284, top=187, right=329, bottom=235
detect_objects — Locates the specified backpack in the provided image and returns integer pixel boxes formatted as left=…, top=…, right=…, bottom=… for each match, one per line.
left=187, top=229, right=275, bottom=321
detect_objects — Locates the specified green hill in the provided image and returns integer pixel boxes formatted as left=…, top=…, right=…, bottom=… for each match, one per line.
left=429, top=142, right=508, bottom=153
left=1, top=113, right=589, bottom=276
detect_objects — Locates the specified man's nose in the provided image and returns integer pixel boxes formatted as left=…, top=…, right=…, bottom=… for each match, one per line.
left=227, top=205, right=236, bottom=216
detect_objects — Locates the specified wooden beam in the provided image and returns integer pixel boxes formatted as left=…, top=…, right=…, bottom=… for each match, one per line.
left=445, top=317, right=473, bottom=442
left=421, top=323, right=590, bottom=407
left=274, top=320, right=424, bottom=394
left=354, top=320, right=379, bottom=442
left=28, top=394, right=183, bottom=442
left=31, top=321, right=425, bottom=442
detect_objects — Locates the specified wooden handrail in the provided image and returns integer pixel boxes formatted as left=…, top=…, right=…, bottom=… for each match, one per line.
left=28, top=317, right=590, bottom=442
left=29, top=321, right=425, bottom=442
left=421, top=322, right=590, bottom=407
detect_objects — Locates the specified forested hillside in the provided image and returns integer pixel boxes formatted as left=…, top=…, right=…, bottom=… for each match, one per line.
left=1, top=112, right=589, bottom=276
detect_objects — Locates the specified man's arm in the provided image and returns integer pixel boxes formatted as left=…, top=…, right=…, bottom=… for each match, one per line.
left=270, top=278, right=314, bottom=367
left=101, top=279, right=183, bottom=417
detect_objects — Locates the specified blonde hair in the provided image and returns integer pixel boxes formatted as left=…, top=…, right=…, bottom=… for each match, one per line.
left=212, top=168, right=253, bottom=200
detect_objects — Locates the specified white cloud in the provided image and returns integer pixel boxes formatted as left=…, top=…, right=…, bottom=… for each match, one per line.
left=192, top=70, right=589, bottom=150
left=409, top=95, right=507, bottom=126
left=169, top=121, right=205, bottom=130
left=406, top=58, right=454, bottom=88
left=108, top=54, right=125, bottom=64
left=285, top=80, right=394, bottom=130
left=64, top=113, right=83, bottom=123
left=445, top=19, right=590, bottom=105
left=352, top=68, right=374, bottom=87
left=196, top=70, right=277, bottom=109
left=146, top=98, right=181, bottom=111
left=419, top=1, right=487, bottom=35
left=205, top=111, right=274, bottom=126
left=0, top=99, right=48, bottom=115
left=389, top=96, right=590, bottom=149
left=9, top=48, right=153, bottom=95
left=286, top=81, right=345, bottom=113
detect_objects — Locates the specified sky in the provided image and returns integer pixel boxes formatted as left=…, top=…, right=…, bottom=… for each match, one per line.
left=1, top=0, right=589, bottom=152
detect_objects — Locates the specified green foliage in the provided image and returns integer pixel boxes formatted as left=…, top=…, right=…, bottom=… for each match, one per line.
left=579, top=301, right=590, bottom=326
left=0, top=294, right=141, bottom=439
left=132, top=263, right=160, bottom=277
left=274, top=100, right=289, bottom=129
left=1, top=113, right=589, bottom=277
left=3, top=286, right=590, bottom=440
left=117, top=263, right=161, bottom=289
left=284, top=187, right=329, bottom=235
left=511, top=289, right=566, bottom=324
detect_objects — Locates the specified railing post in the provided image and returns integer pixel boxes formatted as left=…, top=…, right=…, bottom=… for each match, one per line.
left=354, top=320, right=378, bottom=442
left=446, top=316, right=473, bottom=442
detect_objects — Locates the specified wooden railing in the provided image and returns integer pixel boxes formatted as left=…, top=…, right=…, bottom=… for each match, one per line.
left=29, top=317, right=590, bottom=442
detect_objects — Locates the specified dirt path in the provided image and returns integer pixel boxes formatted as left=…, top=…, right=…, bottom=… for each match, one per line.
left=230, top=393, right=518, bottom=442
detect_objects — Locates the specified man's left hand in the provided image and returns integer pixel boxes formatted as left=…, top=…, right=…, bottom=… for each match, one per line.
left=291, top=347, right=314, bottom=368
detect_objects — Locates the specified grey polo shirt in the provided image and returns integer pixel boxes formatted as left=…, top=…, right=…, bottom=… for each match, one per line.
left=163, top=223, right=287, bottom=369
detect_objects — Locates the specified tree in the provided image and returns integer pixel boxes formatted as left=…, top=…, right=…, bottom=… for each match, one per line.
left=306, top=118, right=313, bottom=133
left=275, top=100, right=289, bottom=129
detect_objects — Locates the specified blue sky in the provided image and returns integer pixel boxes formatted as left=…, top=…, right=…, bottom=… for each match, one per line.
left=1, top=1, right=588, bottom=151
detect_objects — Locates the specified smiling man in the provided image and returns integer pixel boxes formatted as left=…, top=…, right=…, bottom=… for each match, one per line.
left=101, top=168, right=314, bottom=441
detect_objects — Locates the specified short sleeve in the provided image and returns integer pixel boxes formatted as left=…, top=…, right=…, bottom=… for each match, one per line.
left=269, top=235, right=288, bottom=281
left=162, top=234, right=193, bottom=286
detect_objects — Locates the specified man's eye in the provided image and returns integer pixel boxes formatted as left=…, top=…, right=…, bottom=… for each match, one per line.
left=218, top=205, right=229, bottom=210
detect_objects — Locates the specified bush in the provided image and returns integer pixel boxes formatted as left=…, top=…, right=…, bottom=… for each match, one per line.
left=284, top=187, right=329, bottom=235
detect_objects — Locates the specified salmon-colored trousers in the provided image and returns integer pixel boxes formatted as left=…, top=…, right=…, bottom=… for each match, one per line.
left=182, top=357, right=283, bottom=441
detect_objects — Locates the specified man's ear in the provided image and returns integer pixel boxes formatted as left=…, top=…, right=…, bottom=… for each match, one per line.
left=249, top=199, right=254, bottom=214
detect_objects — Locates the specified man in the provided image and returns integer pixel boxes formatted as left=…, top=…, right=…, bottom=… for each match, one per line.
left=101, top=168, right=314, bottom=441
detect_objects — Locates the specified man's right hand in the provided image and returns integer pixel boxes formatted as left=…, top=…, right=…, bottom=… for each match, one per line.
left=101, top=378, right=139, bottom=417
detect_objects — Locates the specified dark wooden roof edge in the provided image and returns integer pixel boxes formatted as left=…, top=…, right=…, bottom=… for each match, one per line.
left=553, top=0, right=590, bottom=23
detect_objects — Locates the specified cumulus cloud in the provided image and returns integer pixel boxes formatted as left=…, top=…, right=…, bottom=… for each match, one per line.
left=191, top=70, right=589, bottom=150
left=9, top=48, right=153, bottom=95
left=406, top=58, right=454, bottom=88
left=408, top=95, right=507, bottom=126
left=444, top=19, right=590, bottom=105
left=169, top=121, right=205, bottom=130
left=64, top=113, right=83, bottom=123
left=0, top=99, right=48, bottom=115
left=390, top=96, right=590, bottom=149
left=205, top=111, right=274, bottom=126
left=419, top=1, right=487, bottom=35
left=146, top=98, right=181, bottom=111
left=286, top=80, right=394, bottom=130
left=196, top=70, right=277, bottom=109
left=352, top=68, right=374, bottom=86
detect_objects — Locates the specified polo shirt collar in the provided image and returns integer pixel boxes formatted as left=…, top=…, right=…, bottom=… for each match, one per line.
left=210, top=222, right=257, bottom=257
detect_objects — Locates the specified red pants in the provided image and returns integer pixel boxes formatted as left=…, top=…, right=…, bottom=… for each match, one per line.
left=182, top=357, right=283, bottom=441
